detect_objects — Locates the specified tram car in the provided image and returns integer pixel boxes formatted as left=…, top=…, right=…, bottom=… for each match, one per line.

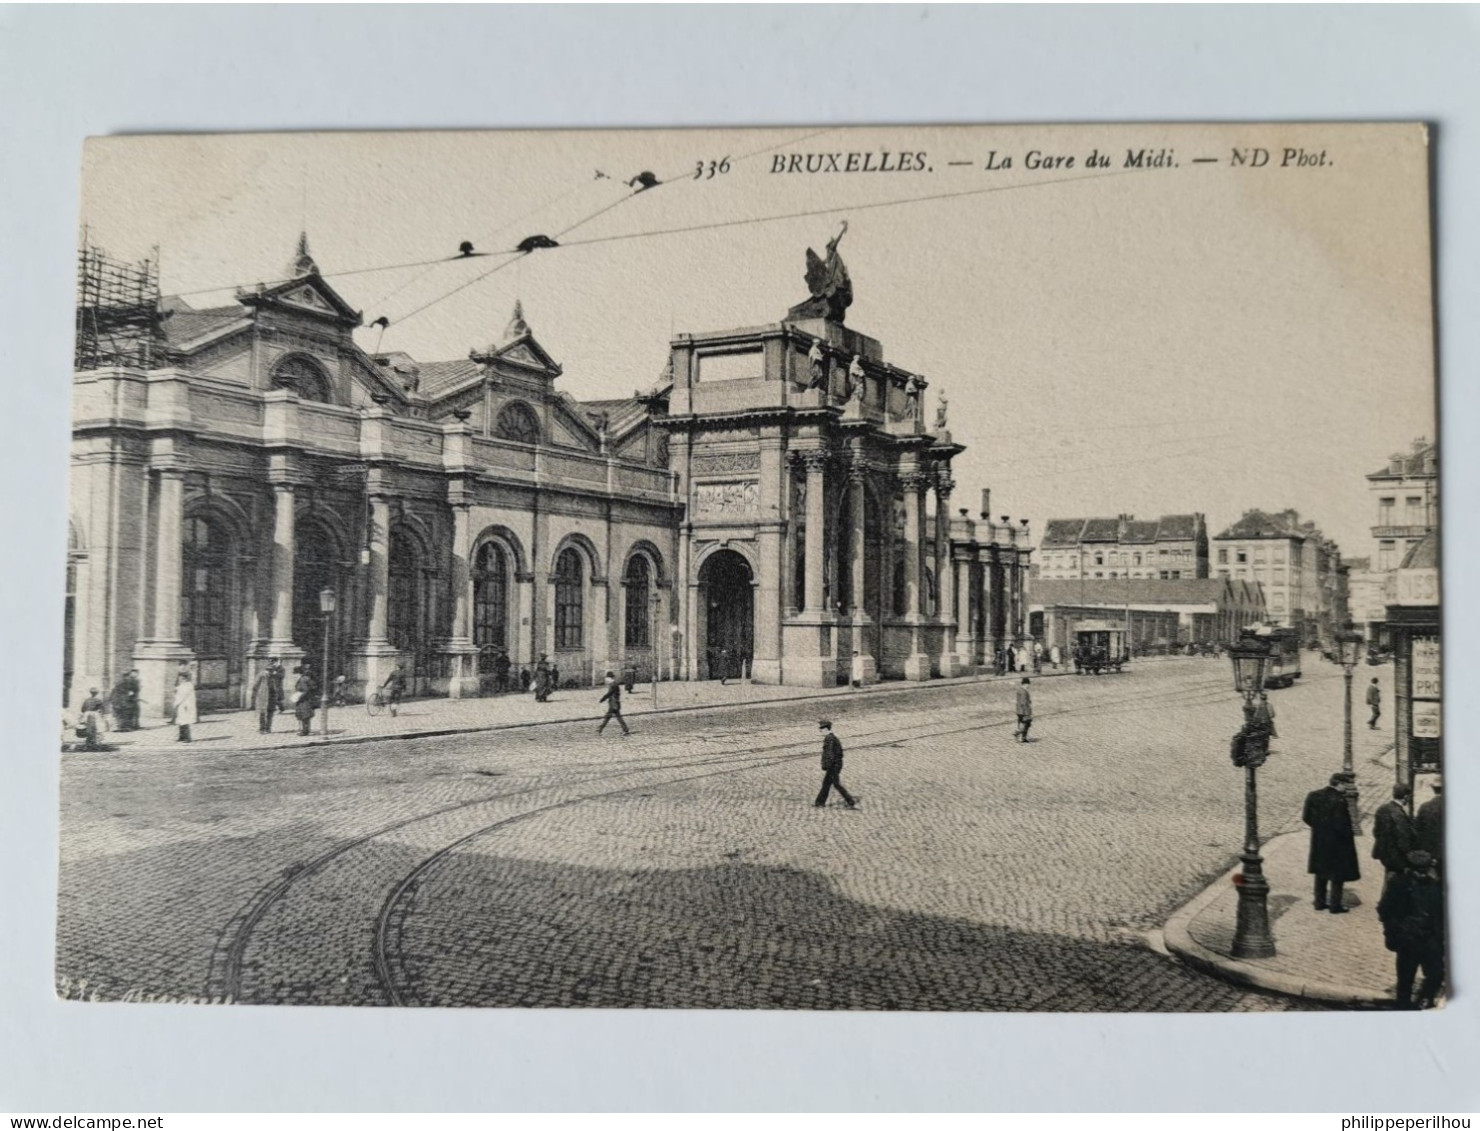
left=1073, top=621, right=1129, bottom=674
left=1243, top=623, right=1302, bottom=688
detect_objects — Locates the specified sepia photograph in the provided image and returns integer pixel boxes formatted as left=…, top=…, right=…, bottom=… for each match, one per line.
left=58, top=122, right=1443, bottom=1015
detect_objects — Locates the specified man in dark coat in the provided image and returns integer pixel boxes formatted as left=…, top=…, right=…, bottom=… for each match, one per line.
left=813, top=720, right=857, bottom=809
left=534, top=654, right=551, bottom=702
left=1377, top=849, right=1445, bottom=1009
left=1415, top=782, right=1444, bottom=866
left=494, top=651, right=511, bottom=694
left=1366, top=677, right=1382, bottom=729
left=293, top=667, right=319, bottom=737
left=1303, top=772, right=1361, bottom=912
left=110, top=670, right=140, bottom=731
left=597, top=671, right=630, bottom=736
left=1015, top=678, right=1034, bottom=742
left=1372, top=783, right=1417, bottom=881
left=251, top=664, right=277, bottom=733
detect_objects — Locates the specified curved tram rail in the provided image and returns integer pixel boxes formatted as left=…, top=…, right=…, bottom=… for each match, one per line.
left=206, top=670, right=1241, bottom=1004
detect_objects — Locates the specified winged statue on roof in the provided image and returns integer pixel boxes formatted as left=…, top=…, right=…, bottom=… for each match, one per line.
left=787, top=221, right=852, bottom=324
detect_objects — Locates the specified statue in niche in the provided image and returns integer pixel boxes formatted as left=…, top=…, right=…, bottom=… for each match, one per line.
left=806, top=341, right=826, bottom=389
left=786, top=220, right=853, bottom=324
left=935, top=390, right=948, bottom=431
left=848, top=355, right=866, bottom=405
left=904, top=376, right=923, bottom=420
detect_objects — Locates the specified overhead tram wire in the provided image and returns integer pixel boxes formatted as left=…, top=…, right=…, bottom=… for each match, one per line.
left=168, top=159, right=1164, bottom=324
left=385, top=160, right=1164, bottom=334
left=161, top=128, right=848, bottom=305
left=360, top=174, right=610, bottom=317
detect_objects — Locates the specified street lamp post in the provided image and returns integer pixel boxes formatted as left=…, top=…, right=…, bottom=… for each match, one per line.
left=1227, top=633, right=1277, bottom=959
left=651, top=593, right=662, bottom=708
left=1335, top=619, right=1366, bottom=832
left=319, top=587, right=336, bottom=738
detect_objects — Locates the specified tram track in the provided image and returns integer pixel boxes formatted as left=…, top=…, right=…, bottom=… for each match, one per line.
left=369, top=675, right=1246, bottom=1005
left=207, top=669, right=1251, bottom=1003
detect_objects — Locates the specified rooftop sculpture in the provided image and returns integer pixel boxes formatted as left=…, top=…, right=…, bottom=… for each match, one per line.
left=786, top=221, right=853, bottom=324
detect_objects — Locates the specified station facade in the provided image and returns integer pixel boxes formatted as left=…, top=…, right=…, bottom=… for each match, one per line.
left=66, top=238, right=1032, bottom=718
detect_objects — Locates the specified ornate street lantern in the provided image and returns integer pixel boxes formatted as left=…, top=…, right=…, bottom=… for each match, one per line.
left=319, top=587, right=337, bottom=615
left=1228, top=632, right=1272, bottom=696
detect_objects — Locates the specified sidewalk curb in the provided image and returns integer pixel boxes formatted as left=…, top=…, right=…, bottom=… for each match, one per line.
left=1161, top=836, right=1391, bottom=1008
left=101, top=664, right=1094, bottom=755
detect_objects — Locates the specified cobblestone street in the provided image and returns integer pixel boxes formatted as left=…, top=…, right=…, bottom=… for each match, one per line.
left=57, top=659, right=1394, bottom=1011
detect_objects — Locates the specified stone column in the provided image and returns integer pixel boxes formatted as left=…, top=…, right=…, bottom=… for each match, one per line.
left=130, top=464, right=199, bottom=720
left=935, top=473, right=960, bottom=676
left=752, top=438, right=785, bottom=684
left=348, top=490, right=399, bottom=697
left=848, top=461, right=877, bottom=685
left=803, top=451, right=829, bottom=613
left=267, top=482, right=297, bottom=646
left=440, top=499, right=479, bottom=697
left=366, top=494, right=392, bottom=643
left=954, top=555, right=976, bottom=669
left=154, top=468, right=187, bottom=643
left=780, top=449, right=838, bottom=687
left=902, top=470, right=931, bottom=680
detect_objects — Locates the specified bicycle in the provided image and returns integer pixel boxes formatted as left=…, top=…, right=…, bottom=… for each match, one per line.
left=366, top=689, right=386, bottom=716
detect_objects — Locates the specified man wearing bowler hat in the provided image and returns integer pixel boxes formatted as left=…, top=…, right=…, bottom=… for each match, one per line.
left=814, top=719, right=857, bottom=810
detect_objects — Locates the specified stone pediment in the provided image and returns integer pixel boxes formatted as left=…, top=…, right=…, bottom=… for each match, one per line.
left=242, top=272, right=363, bottom=328
left=280, top=284, right=335, bottom=314
left=488, top=333, right=562, bottom=377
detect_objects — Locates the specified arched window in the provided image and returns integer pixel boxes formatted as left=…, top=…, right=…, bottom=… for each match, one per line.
left=624, top=555, right=651, bottom=646
left=182, top=516, right=230, bottom=658
left=554, top=548, right=584, bottom=650
left=473, top=542, right=509, bottom=666
left=271, top=355, right=331, bottom=403
left=495, top=402, right=541, bottom=445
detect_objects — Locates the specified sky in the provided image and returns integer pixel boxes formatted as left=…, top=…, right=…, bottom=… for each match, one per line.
left=79, top=124, right=1437, bottom=559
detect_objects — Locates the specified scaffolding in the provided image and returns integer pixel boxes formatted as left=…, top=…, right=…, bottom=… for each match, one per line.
left=74, top=239, right=170, bottom=370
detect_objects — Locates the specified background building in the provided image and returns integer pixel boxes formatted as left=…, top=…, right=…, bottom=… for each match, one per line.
left=1029, top=577, right=1265, bottom=653
left=1349, top=438, right=1439, bottom=641
left=1211, top=509, right=1343, bottom=647
left=1036, top=514, right=1208, bottom=581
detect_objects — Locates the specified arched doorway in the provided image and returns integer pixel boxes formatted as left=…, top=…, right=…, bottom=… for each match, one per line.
left=294, top=517, right=347, bottom=682
left=473, top=540, right=510, bottom=673
left=699, top=549, right=753, bottom=681
left=388, top=527, right=431, bottom=685
left=182, top=514, right=238, bottom=699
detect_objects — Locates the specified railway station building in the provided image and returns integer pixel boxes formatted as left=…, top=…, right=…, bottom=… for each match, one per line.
left=66, top=237, right=1033, bottom=718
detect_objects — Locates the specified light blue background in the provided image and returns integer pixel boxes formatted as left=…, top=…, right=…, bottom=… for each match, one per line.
left=2, top=4, right=1476, bottom=1112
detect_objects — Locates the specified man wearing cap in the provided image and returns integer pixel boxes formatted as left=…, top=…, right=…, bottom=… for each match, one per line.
left=1366, top=677, right=1382, bottom=729
left=1015, top=678, right=1033, bottom=742
left=1377, top=849, right=1445, bottom=1009
left=814, top=720, right=857, bottom=809
left=1302, top=772, right=1361, bottom=913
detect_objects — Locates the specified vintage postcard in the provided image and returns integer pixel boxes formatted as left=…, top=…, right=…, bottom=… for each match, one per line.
left=60, top=124, right=1443, bottom=1011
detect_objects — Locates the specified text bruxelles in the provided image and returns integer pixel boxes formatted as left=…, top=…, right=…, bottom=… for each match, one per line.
left=771, top=151, right=930, bottom=174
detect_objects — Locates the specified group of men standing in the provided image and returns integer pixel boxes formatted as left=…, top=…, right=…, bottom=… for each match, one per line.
left=1304, top=773, right=1446, bottom=1009
left=250, top=659, right=335, bottom=737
